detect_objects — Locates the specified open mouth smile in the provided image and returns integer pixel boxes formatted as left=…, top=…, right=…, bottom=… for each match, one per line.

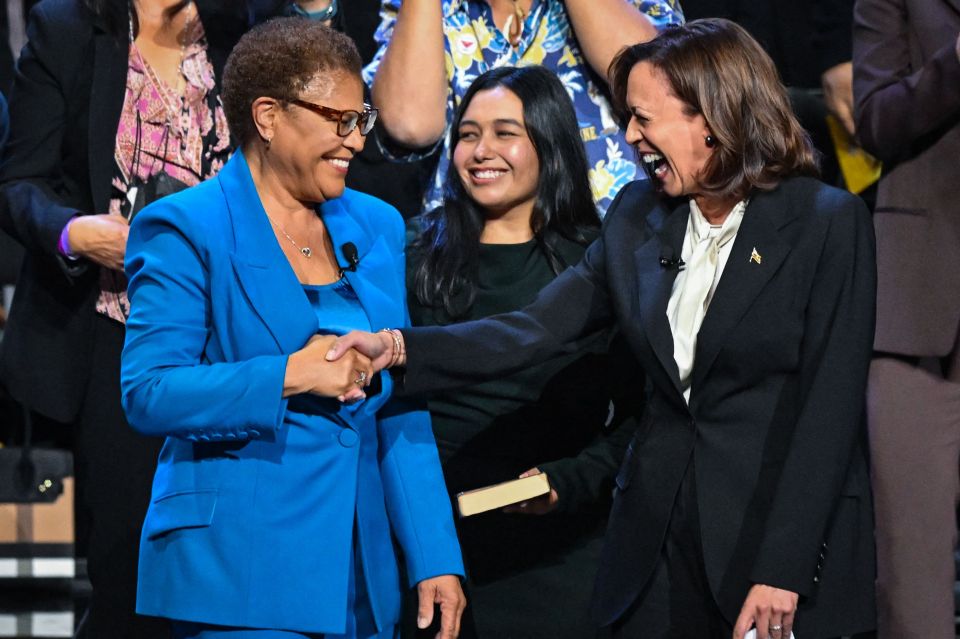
left=469, top=168, right=508, bottom=182
left=640, top=152, right=670, bottom=182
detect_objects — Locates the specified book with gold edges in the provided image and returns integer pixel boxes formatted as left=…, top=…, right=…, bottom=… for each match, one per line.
left=455, top=473, right=551, bottom=518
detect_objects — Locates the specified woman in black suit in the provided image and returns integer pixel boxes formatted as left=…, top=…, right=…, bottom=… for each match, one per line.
left=330, top=18, right=877, bottom=639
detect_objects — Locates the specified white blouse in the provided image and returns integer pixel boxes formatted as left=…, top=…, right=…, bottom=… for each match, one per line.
left=666, top=198, right=748, bottom=402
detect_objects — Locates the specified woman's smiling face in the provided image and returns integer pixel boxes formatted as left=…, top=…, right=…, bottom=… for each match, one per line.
left=624, top=61, right=713, bottom=198
left=270, top=71, right=366, bottom=203
left=452, top=86, right=540, bottom=220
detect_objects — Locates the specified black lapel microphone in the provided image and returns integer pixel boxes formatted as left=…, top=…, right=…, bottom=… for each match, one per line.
left=341, top=242, right=361, bottom=273
left=659, top=246, right=685, bottom=270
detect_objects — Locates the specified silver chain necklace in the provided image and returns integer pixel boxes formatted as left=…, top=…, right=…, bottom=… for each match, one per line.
left=266, top=215, right=313, bottom=258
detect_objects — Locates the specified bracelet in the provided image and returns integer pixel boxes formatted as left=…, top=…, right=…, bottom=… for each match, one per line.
left=58, top=215, right=80, bottom=259
left=379, top=328, right=405, bottom=369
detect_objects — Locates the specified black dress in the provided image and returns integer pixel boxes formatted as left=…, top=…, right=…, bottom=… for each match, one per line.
left=404, top=220, right=643, bottom=639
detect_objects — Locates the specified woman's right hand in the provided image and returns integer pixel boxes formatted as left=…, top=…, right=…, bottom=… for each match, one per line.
left=67, top=214, right=129, bottom=271
left=285, top=334, right=374, bottom=401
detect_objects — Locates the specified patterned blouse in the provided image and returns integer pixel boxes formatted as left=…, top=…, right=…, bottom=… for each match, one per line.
left=97, top=18, right=231, bottom=323
left=363, top=0, right=684, bottom=216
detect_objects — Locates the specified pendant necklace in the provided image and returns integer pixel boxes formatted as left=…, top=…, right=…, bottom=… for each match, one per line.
left=267, top=215, right=313, bottom=258
left=503, top=0, right=526, bottom=49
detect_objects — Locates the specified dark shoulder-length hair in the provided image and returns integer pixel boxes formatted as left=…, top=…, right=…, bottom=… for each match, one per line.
left=412, top=65, right=600, bottom=319
left=609, top=18, right=818, bottom=202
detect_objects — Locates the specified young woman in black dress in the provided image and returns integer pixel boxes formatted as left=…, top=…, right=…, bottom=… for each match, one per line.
left=404, top=65, right=642, bottom=639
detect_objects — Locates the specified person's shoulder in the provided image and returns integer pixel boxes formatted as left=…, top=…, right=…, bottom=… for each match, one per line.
left=22, top=0, right=99, bottom=78
left=767, top=177, right=872, bottom=255
left=338, top=187, right=406, bottom=248
left=29, top=0, right=96, bottom=39
left=338, top=187, right=403, bottom=223
left=131, top=179, right=227, bottom=248
left=404, top=212, right=429, bottom=248
left=777, top=176, right=870, bottom=225
left=603, top=179, right=672, bottom=232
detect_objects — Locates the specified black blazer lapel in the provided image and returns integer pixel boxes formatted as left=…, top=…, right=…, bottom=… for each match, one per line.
left=88, top=29, right=127, bottom=215
left=690, top=193, right=794, bottom=401
left=634, top=202, right=688, bottom=397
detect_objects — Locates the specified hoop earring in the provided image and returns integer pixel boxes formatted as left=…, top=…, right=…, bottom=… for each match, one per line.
left=705, top=134, right=717, bottom=148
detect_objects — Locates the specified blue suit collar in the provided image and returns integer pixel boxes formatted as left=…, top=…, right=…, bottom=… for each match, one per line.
left=217, top=152, right=396, bottom=354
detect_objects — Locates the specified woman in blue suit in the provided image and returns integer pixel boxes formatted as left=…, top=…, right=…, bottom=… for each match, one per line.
left=119, top=18, right=465, bottom=639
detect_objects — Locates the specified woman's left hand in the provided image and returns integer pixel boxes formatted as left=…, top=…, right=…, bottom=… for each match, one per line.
left=502, top=468, right=559, bottom=515
left=733, top=584, right=798, bottom=639
left=416, top=574, right=466, bottom=639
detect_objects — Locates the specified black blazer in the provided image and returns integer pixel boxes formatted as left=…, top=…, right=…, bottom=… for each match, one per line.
left=0, top=0, right=250, bottom=422
left=400, top=177, right=877, bottom=637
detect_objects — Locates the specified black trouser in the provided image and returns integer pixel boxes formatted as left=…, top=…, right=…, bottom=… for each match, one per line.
left=612, top=458, right=732, bottom=639
left=73, top=315, right=169, bottom=639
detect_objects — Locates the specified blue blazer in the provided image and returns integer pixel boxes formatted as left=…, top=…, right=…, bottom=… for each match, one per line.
left=120, top=152, right=464, bottom=634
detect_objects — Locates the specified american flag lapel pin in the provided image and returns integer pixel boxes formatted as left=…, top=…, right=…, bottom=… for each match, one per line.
left=750, top=247, right=762, bottom=265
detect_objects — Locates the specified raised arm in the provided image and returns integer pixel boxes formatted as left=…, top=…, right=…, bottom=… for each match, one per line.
left=369, top=0, right=448, bottom=148
left=564, top=0, right=663, bottom=80
left=853, top=0, right=960, bottom=162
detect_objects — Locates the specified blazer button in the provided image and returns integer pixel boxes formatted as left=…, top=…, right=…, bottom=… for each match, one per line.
left=339, top=429, right=359, bottom=448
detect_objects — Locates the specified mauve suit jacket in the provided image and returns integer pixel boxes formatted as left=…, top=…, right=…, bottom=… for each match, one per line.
left=398, top=178, right=877, bottom=637
left=854, top=0, right=960, bottom=355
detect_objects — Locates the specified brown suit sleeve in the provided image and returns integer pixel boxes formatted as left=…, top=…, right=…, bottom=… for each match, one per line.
left=853, top=0, right=960, bottom=163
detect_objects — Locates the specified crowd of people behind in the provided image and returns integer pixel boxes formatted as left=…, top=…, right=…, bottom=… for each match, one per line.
left=0, top=1, right=957, bottom=639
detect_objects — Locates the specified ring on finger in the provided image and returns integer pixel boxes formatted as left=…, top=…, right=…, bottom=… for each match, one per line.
left=354, top=370, right=368, bottom=386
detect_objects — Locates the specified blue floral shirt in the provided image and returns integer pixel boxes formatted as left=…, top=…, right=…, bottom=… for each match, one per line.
left=363, top=0, right=684, bottom=216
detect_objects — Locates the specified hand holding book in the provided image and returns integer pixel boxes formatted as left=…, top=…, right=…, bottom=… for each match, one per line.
left=455, top=469, right=558, bottom=517
left=502, top=468, right=559, bottom=515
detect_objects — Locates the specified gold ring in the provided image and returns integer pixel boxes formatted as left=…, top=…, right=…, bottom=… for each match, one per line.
left=354, top=371, right=368, bottom=386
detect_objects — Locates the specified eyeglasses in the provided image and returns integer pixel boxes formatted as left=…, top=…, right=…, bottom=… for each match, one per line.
left=288, top=99, right=379, bottom=137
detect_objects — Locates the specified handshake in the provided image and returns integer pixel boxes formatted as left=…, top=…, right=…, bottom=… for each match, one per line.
left=317, top=329, right=405, bottom=402
left=283, top=330, right=400, bottom=402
